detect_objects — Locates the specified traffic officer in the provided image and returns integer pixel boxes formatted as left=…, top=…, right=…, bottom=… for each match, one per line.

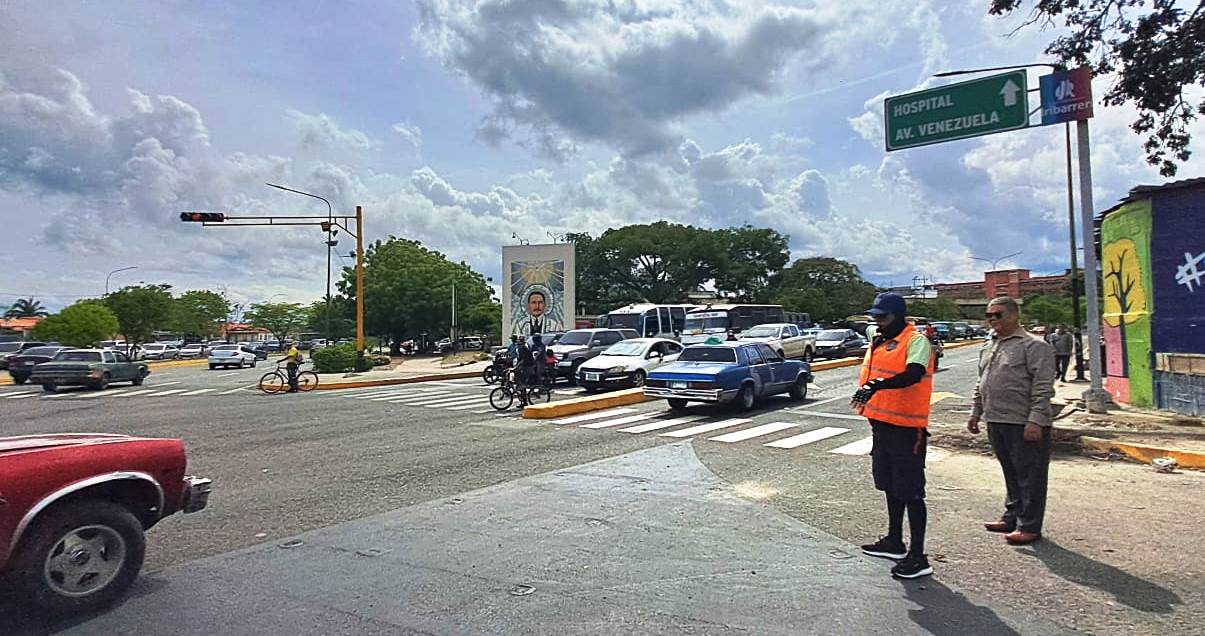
left=851, top=292, right=936, bottom=579
left=282, top=343, right=303, bottom=393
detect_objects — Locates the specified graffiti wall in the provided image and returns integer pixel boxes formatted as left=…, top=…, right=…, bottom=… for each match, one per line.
left=1150, top=187, right=1205, bottom=354
left=1100, top=199, right=1154, bottom=407
left=502, top=243, right=576, bottom=339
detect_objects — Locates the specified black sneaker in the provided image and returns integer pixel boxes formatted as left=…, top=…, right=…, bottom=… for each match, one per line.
left=861, top=536, right=907, bottom=560
left=891, top=554, right=934, bottom=579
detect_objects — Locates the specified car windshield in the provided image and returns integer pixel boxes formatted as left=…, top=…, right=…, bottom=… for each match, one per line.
left=22, top=347, right=62, bottom=356
left=557, top=331, right=591, bottom=346
left=604, top=313, right=641, bottom=329
left=742, top=326, right=779, bottom=338
left=678, top=347, right=736, bottom=363
left=0, top=342, right=23, bottom=353
left=603, top=341, right=645, bottom=356
left=818, top=330, right=849, bottom=340
left=684, top=315, right=729, bottom=331
left=54, top=351, right=102, bottom=362
left=214, top=345, right=238, bottom=350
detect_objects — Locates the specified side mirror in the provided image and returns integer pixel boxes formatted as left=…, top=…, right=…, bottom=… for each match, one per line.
left=649, top=351, right=663, bottom=359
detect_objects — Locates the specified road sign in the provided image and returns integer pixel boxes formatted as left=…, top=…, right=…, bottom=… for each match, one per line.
left=884, top=70, right=1029, bottom=151
left=1039, top=66, right=1093, bottom=125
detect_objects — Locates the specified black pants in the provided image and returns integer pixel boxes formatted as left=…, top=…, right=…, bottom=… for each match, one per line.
left=871, top=421, right=929, bottom=556
left=286, top=362, right=299, bottom=392
left=1055, top=355, right=1070, bottom=381
left=987, top=423, right=1052, bottom=534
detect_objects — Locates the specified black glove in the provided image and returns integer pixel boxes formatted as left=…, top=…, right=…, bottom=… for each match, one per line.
left=850, top=379, right=883, bottom=407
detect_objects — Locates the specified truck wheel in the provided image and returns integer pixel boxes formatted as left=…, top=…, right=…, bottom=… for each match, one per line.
left=736, top=384, right=756, bottom=411
left=132, top=370, right=147, bottom=386
left=42, top=382, right=57, bottom=393
left=13, top=374, right=27, bottom=385
left=94, top=373, right=110, bottom=391
left=667, top=398, right=688, bottom=411
left=12, top=499, right=146, bottom=614
left=804, top=348, right=814, bottom=363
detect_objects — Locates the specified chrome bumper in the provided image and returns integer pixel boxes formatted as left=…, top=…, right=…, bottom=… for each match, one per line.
left=181, top=476, right=212, bottom=514
left=644, top=387, right=730, bottom=402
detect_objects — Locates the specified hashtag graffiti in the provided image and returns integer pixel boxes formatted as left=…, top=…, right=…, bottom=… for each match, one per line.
left=1175, top=251, right=1205, bottom=292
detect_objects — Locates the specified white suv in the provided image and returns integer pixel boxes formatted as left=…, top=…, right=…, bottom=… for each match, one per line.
left=208, top=344, right=258, bottom=370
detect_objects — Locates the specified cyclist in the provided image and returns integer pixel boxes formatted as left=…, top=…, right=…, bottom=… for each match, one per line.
left=507, top=335, right=520, bottom=359
left=281, top=344, right=304, bottom=392
left=513, top=337, right=534, bottom=398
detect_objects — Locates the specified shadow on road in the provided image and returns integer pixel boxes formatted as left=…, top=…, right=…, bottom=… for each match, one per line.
left=899, top=577, right=1022, bottom=636
left=1024, top=540, right=1182, bottom=613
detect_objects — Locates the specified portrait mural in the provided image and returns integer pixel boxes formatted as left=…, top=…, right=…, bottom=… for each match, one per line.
left=502, top=244, right=576, bottom=338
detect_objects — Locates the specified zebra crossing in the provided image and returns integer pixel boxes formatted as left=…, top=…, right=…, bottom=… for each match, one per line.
left=1, top=384, right=252, bottom=401
left=331, top=384, right=515, bottom=414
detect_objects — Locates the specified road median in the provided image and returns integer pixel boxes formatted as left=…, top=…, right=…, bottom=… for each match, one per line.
left=1080, top=436, right=1205, bottom=470
left=523, top=387, right=649, bottom=419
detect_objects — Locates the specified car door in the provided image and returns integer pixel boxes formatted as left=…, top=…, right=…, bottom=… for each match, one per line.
left=662, top=341, right=683, bottom=364
left=781, top=325, right=802, bottom=359
left=744, top=345, right=770, bottom=396
left=757, top=344, right=790, bottom=390
left=113, top=351, right=138, bottom=380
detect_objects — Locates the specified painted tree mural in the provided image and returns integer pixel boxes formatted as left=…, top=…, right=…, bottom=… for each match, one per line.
left=1102, top=238, right=1148, bottom=378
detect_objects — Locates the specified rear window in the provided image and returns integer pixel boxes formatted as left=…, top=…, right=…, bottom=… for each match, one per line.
left=213, top=345, right=238, bottom=350
left=22, top=347, right=62, bottom=356
left=818, top=330, right=848, bottom=340
left=0, top=343, right=23, bottom=353
left=558, top=331, right=591, bottom=346
left=54, top=351, right=102, bottom=362
left=679, top=347, right=737, bottom=363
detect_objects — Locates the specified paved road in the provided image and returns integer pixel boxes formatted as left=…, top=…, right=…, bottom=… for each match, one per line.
left=7, top=344, right=1197, bottom=633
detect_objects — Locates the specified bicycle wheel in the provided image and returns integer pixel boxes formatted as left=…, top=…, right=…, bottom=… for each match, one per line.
left=526, top=385, right=551, bottom=404
left=482, top=366, right=499, bottom=384
left=258, top=371, right=286, bottom=394
left=297, top=370, right=319, bottom=392
left=489, top=386, right=514, bottom=410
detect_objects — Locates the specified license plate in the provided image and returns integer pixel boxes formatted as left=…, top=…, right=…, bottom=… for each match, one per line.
left=670, top=381, right=688, bottom=389
left=585, top=372, right=601, bottom=381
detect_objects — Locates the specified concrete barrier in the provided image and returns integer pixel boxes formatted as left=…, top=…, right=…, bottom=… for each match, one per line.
left=523, top=388, right=650, bottom=419
left=1080, top=436, right=1205, bottom=470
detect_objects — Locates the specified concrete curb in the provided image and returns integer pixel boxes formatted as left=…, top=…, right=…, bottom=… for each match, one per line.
left=1080, top=435, right=1205, bottom=470
left=312, top=370, right=481, bottom=391
left=523, top=387, right=650, bottom=419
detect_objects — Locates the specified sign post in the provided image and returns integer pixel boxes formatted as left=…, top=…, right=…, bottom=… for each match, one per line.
left=884, top=71, right=1029, bottom=151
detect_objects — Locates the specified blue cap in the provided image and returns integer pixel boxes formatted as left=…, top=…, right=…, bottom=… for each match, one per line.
left=867, top=292, right=906, bottom=317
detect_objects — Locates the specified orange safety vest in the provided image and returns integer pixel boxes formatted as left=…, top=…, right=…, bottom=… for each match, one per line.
left=857, top=324, right=934, bottom=428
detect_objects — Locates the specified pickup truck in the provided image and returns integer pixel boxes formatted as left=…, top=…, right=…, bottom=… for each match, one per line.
left=737, top=323, right=815, bottom=361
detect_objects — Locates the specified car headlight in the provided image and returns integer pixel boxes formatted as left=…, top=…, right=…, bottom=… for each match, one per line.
left=609, top=365, right=627, bottom=373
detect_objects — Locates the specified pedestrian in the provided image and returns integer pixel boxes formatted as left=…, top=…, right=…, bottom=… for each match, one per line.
left=966, top=297, right=1056, bottom=545
left=851, top=292, right=936, bottom=579
left=1052, top=326, right=1074, bottom=382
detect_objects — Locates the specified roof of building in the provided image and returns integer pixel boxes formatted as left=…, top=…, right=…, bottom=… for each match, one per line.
left=1100, top=177, right=1205, bottom=218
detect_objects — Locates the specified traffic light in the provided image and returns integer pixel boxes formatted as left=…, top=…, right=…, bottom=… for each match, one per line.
left=320, top=221, right=332, bottom=232
left=179, top=212, right=226, bottom=223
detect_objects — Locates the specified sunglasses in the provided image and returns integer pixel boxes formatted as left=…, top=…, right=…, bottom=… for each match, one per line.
left=985, top=311, right=1004, bottom=320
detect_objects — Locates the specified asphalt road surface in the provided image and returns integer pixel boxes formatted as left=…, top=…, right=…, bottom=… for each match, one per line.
left=3, top=345, right=1199, bottom=634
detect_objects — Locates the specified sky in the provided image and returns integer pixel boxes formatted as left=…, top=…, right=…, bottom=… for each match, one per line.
left=2, top=0, right=1202, bottom=312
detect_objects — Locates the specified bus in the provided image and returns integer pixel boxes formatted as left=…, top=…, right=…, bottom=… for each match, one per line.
left=680, top=304, right=786, bottom=345
left=784, top=311, right=813, bottom=329
left=599, top=304, right=700, bottom=338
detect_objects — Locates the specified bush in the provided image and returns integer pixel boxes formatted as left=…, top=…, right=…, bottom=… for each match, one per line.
left=368, top=353, right=392, bottom=366
left=311, top=344, right=366, bottom=373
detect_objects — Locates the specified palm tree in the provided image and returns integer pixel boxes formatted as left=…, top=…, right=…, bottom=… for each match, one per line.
left=4, top=297, right=49, bottom=319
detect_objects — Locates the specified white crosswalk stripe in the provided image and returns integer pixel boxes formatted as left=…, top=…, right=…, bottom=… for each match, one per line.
left=112, top=390, right=157, bottom=398
left=178, top=389, right=216, bottom=396
left=392, top=393, right=473, bottom=406
left=829, top=436, right=873, bottom=455
left=550, top=408, right=637, bottom=425
left=617, top=415, right=707, bottom=434
left=218, top=386, right=249, bottom=394
left=4, top=392, right=36, bottom=399
left=370, top=390, right=445, bottom=402
left=659, top=418, right=752, bottom=438
left=708, top=421, right=798, bottom=443
left=447, top=401, right=492, bottom=411
left=579, top=412, right=659, bottom=429
left=145, top=381, right=181, bottom=388
left=146, top=389, right=189, bottom=397
left=764, top=426, right=849, bottom=449
left=422, top=396, right=488, bottom=408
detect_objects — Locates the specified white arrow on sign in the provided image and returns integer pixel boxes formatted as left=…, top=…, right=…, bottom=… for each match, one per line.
left=1000, top=80, right=1021, bottom=107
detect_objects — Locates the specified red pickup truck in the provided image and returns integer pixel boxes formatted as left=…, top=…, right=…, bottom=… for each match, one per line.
left=0, top=434, right=211, bottom=613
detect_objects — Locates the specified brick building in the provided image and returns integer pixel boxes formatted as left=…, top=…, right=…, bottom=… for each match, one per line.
left=935, top=269, right=1071, bottom=301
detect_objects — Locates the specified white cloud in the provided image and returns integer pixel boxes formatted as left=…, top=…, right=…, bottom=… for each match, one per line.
left=391, top=121, right=424, bottom=150
left=285, top=110, right=381, bottom=154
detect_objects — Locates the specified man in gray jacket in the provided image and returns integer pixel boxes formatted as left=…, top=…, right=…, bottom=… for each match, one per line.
left=1052, top=326, right=1074, bottom=382
left=966, top=297, right=1057, bottom=545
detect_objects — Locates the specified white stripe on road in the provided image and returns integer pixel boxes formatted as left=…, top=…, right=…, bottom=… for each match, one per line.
left=4, top=392, right=37, bottom=399
left=765, top=426, right=850, bottom=449
left=145, top=381, right=181, bottom=388
left=414, top=395, right=487, bottom=407
left=660, top=418, right=752, bottom=438
left=800, top=411, right=866, bottom=421
left=216, top=372, right=240, bottom=378
left=387, top=393, right=469, bottom=406
left=111, top=390, right=156, bottom=398
left=147, top=389, right=189, bottom=397
left=218, top=386, right=250, bottom=394
left=709, top=421, right=799, bottom=443
left=67, top=391, right=125, bottom=399
left=447, top=401, right=493, bottom=411
left=426, top=397, right=488, bottom=409
left=370, top=390, right=447, bottom=402
left=617, top=415, right=708, bottom=434
left=2, top=390, right=34, bottom=397
left=550, top=408, right=637, bottom=425
left=178, top=388, right=216, bottom=396
left=580, top=413, right=659, bottom=429
left=794, top=396, right=844, bottom=410
left=829, top=436, right=874, bottom=455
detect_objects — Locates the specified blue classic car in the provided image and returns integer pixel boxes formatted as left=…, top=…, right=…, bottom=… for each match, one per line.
left=644, top=342, right=812, bottom=411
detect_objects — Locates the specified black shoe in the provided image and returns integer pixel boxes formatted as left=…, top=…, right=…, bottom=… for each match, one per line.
left=891, top=554, right=934, bottom=579
left=861, top=536, right=907, bottom=560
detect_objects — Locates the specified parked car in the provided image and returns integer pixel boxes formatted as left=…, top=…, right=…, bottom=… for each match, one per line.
left=207, top=344, right=258, bottom=369
left=549, top=328, right=641, bottom=383
left=950, top=322, right=972, bottom=340
left=813, top=329, right=868, bottom=359
left=738, top=323, right=816, bottom=361
left=576, top=338, right=684, bottom=391
left=263, top=340, right=282, bottom=352
left=0, top=341, right=47, bottom=371
left=645, top=342, right=812, bottom=411
left=178, top=343, right=208, bottom=359
left=29, top=349, right=150, bottom=392
left=930, top=322, right=952, bottom=341
left=309, top=339, right=329, bottom=351
left=247, top=344, right=269, bottom=360
left=140, top=343, right=179, bottom=360
left=0, top=433, right=211, bottom=613
left=462, top=336, right=484, bottom=351
left=6, top=346, right=69, bottom=384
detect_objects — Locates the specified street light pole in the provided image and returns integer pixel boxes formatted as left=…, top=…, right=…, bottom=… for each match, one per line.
left=1064, top=123, right=1086, bottom=380
left=970, top=251, right=1023, bottom=272
left=267, top=183, right=334, bottom=344
left=105, top=266, right=137, bottom=295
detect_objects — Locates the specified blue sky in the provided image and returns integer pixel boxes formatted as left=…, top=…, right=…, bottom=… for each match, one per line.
left=2, top=0, right=1201, bottom=311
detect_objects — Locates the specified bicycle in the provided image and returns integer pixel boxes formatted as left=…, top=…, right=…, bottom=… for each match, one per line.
left=489, top=369, right=551, bottom=410
left=259, top=361, right=319, bottom=394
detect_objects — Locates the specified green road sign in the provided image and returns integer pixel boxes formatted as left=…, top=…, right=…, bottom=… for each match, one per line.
left=884, top=70, right=1029, bottom=151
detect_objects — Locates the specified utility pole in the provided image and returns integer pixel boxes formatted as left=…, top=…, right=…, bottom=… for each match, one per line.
left=1076, top=120, right=1110, bottom=412
left=354, top=206, right=365, bottom=355
left=1064, top=123, right=1086, bottom=380
left=105, top=266, right=137, bottom=295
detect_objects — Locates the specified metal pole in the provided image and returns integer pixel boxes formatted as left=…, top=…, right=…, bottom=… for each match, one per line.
left=105, top=266, right=137, bottom=295
left=355, top=206, right=365, bottom=355
left=1076, top=120, right=1110, bottom=412
left=326, top=240, right=332, bottom=343
left=1065, top=123, right=1086, bottom=380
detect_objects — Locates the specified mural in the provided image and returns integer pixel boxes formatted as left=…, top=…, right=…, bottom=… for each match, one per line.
left=502, top=244, right=576, bottom=339
left=1150, top=187, right=1205, bottom=355
left=1100, top=199, right=1153, bottom=407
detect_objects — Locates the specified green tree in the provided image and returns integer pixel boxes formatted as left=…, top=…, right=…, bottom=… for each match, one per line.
left=340, top=238, right=492, bottom=354
left=461, top=301, right=503, bottom=343
left=909, top=298, right=963, bottom=321
left=567, top=232, right=644, bottom=314
left=307, top=296, right=356, bottom=340
left=31, top=300, right=119, bottom=347
left=1022, top=294, right=1073, bottom=327
left=593, top=222, right=724, bottom=304
left=171, top=290, right=231, bottom=339
left=770, top=257, right=879, bottom=324
left=712, top=226, right=791, bottom=301
left=5, top=297, right=49, bottom=318
left=104, top=284, right=174, bottom=347
left=990, top=0, right=1204, bottom=176
left=244, top=302, right=309, bottom=343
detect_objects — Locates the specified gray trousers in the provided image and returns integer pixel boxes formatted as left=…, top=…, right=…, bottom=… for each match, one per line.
left=987, top=423, right=1052, bottom=534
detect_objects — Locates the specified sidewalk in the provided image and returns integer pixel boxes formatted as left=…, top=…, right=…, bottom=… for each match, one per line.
left=313, top=354, right=491, bottom=390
